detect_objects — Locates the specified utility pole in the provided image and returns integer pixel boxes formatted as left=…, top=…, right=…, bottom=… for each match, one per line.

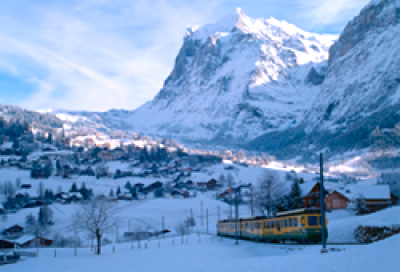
left=229, top=179, right=232, bottom=219
left=162, top=216, right=165, bottom=239
left=250, top=184, right=254, bottom=216
left=200, top=201, right=203, bottom=226
left=320, top=153, right=328, bottom=253
left=234, top=187, right=239, bottom=245
left=206, top=209, right=208, bottom=234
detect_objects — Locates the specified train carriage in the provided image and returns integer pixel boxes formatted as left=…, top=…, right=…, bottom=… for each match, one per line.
left=217, top=208, right=327, bottom=243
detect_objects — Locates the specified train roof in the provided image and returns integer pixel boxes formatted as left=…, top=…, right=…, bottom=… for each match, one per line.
left=275, top=208, right=321, bottom=217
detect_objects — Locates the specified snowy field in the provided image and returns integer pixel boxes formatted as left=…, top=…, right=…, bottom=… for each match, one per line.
left=2, top=232, right=399, bottom=272
left=1, top=158, right=399, bottom=271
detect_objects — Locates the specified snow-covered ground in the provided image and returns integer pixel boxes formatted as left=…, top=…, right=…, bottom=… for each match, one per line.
left=2, top=229, right=399, bottom=272
left=1, top=162, right=399, bottom=271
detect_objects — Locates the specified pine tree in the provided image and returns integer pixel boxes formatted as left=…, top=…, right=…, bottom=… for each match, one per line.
left=116, top=186, right=121, bottom=196
left=70, top=182, right=78, bottom=193
left=124, top=181, right=132, bottom=190
left=80, top=182, right=89, bottom=199
left=288, top=178, right=303, bottom=210
left=109, top=189, right=114, bottom=198
left=38, top=206, right=53, bottom=226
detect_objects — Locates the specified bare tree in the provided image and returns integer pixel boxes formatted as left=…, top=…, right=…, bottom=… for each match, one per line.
left=254, top=170, right=286, bottom=216
left=175, top=215, right=196, bottom=243
left=72, top=197, right=117, bottom=255
left=1, top=181, right=16, bottom=199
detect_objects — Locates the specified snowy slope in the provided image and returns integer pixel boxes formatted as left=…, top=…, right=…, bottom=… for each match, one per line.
left=2, top=210, right=399, bottom=272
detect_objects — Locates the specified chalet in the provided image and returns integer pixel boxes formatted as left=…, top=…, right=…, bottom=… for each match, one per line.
left=97, top=151, right=114, bottom=161
left=344, top=185, right=397, bottom=213
left=112, top=148, right=125, bottom=159
left=117, top=190, right=132, bottom=200
left=15, top=235, right=53, bottom=248
left=197, top=179, right=217, bottom=191
left=1, top=225, right=24, bottom=239
left=302, top=182, right=329, bottom=209
left=145, top=181, right=163, bottom=192
left=324, top=190, right=350, bottom=210
left=69, top=192, right=84, bottom=201
left=21, top=184, right=32, bottom=189
left=0, top=239, right=15, bottom=249
left=170, top=189, right=189, bottom=198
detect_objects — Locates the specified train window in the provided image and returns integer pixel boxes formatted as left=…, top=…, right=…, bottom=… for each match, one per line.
left=284, top=219, right=288, bottom=228
left=308, top=216, right=319, bottom=226
left=271, top=221, right=274, bottom=228
left=289, top=218, right=293, bottom=227
left=264, top=222, right=267, bottom=229
left=294, top=217, right=298, bottom=227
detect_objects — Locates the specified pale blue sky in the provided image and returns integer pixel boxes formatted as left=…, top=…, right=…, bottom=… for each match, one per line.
left=0, top=0, right=370, bottom=111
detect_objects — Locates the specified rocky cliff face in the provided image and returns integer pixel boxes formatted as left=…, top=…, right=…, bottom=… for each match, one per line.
left=129, top=8, right=336, bottom=143
left=250, top=0, right=400, bottom=159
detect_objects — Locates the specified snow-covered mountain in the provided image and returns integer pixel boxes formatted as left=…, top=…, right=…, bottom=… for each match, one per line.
left=250, top=0, right=400, bottom=159
left=49, top=0, right=399, bottom=160
left=129, top=8, right=337, bottom=143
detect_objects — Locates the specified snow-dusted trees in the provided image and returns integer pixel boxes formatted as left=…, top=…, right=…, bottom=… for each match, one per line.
left=288, top=178, right=303, bottom=209
left=38, top=206, right=53, bottom=227
left=254, top=170, right=286, bottom=216
left=218, top=174, right=226, bottom=187
left=72, top=197, right=117, bottom=255
left=25, top=207, right=53, bottom=239
left=175, top=215, right=196, bottom=243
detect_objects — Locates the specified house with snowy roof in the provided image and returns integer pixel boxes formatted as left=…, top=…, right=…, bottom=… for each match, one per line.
left=342, top=184, right=397, bottom=212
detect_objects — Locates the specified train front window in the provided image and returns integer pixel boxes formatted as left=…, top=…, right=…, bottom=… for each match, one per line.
left=308, top=216, right=319, bottom=226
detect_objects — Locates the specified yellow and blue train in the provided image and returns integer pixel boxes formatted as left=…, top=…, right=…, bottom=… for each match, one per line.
left=217, top=208, right=328, bottom=243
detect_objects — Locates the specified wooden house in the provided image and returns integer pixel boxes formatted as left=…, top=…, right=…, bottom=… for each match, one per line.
left=325, top=190, right=350, bottom=210
left=197, top=179, right=217, bottom=191
left=302, top=182, right=328, bottom=209
left=0, top=239, right=15, bottom=249
left=1, top=225, right=24, bottom=239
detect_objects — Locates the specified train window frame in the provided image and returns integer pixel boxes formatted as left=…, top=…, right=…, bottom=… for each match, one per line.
left=284, top=219, right=288, bottom=228
left=289, top=218, right=293, bottom=227
left=294, top=217, right=298, bottom=227
left=301, top=216, right=305, bottom=226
